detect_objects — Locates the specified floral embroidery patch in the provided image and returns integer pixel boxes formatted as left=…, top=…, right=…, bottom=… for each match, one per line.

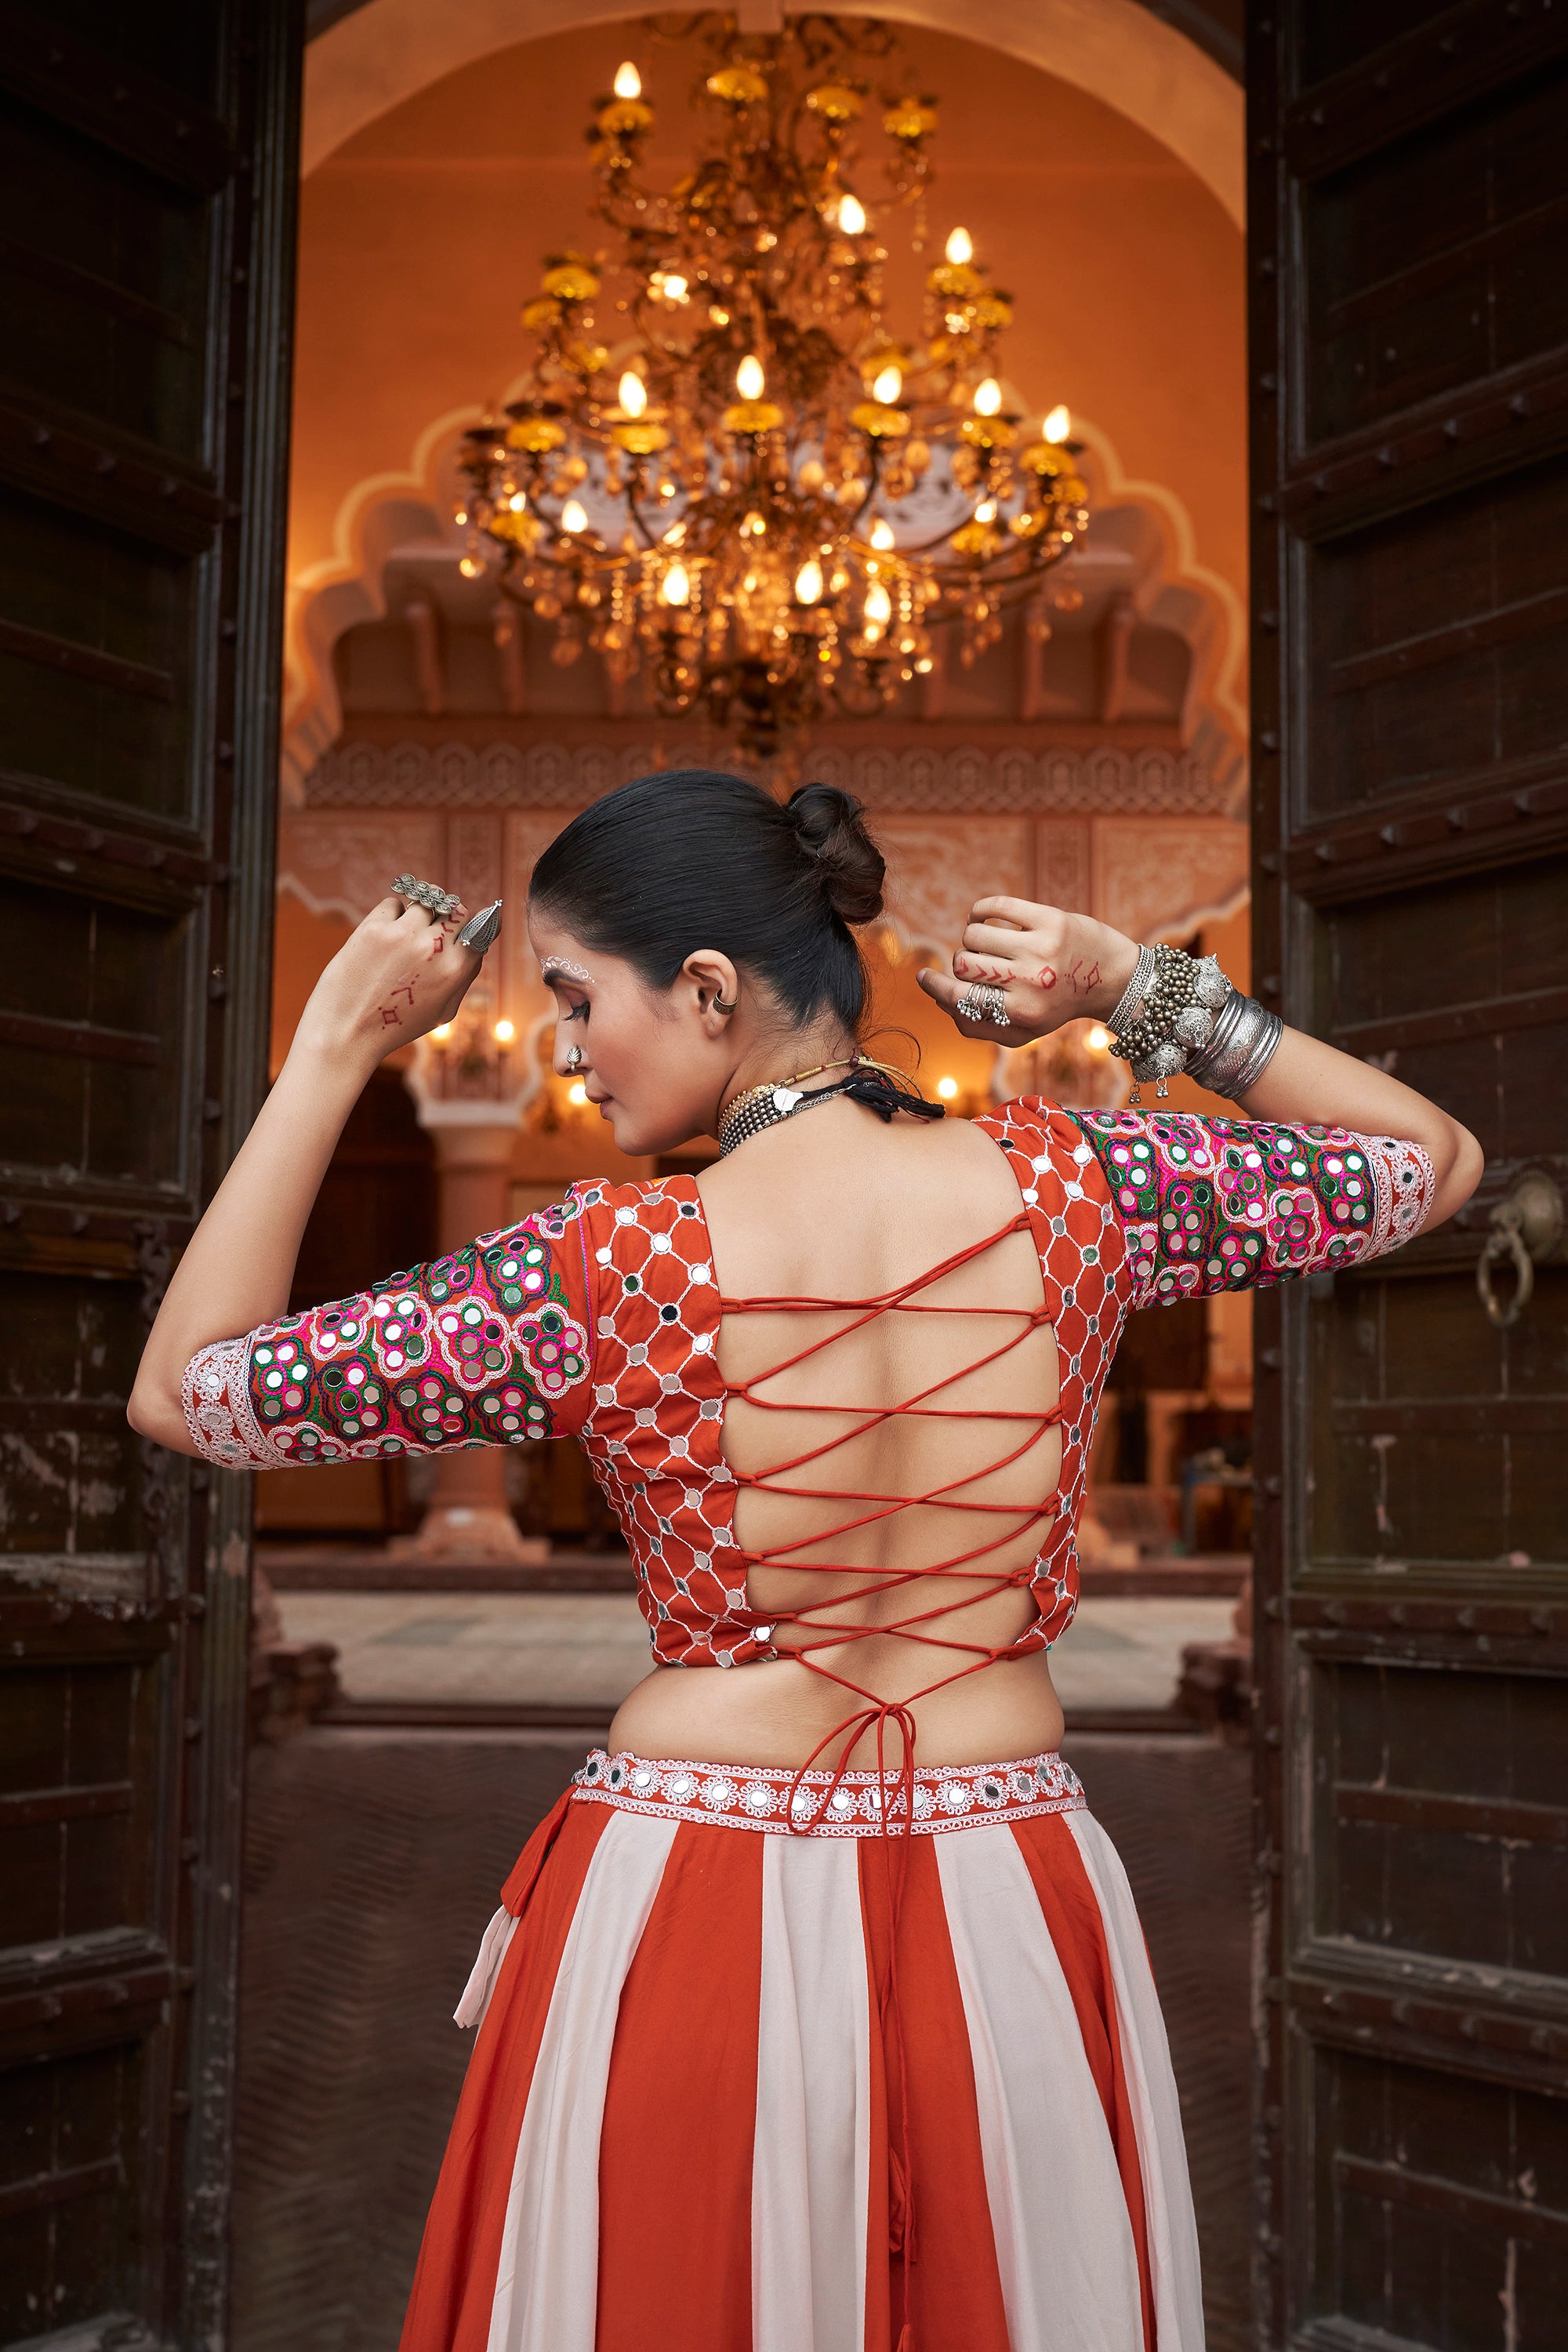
left=183, top=1201, right=593, bottom=1469
left=1068, top=1110, right=1434, bottom=1311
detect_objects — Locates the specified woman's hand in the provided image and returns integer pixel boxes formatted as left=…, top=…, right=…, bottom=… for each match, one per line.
left=916, top=898, right=1140, bottom=1045
left=292, top=894, right=485, bottom=1073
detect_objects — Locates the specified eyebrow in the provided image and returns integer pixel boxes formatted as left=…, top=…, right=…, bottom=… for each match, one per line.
left=541, top=959, right=593, bottom=985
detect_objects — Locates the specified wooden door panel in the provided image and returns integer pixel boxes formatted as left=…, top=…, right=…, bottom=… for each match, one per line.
left=1306, top=456, right=1568, bottom=817
left=1305, top=58, right=1568, bottom=440
left=0, top=91, right=212, bottom=458
left=0, top=0, right=299, bottom=2342
left=0, top=487, right=199, bottom=818
left=1308, top=2045, right=1568, bottom=2350
left=1310, top=1657, right=1568, bottom=1969
left=1251, top=5, right=1568, bottom=2345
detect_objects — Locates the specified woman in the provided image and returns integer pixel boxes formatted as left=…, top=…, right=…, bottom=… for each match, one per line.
left=131, top=771, right=1480, bottom=2352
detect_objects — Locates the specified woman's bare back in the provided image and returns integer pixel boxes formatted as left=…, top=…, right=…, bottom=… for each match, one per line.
left=608, top=1101, right=1069, bottom=1768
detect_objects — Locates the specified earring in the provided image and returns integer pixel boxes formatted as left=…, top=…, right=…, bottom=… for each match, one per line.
left=565, top=1044, right=583, bottom=1071
left=713, top=991, right=738, bottom=1014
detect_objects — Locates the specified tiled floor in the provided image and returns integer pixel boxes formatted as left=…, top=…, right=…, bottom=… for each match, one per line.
left=233, top=1729, right=1252, bottom=2352
left=276, top=1589, right=1240, bottom=1712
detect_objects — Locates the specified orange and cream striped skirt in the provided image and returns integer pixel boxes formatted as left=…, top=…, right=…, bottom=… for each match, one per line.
left=399, top=1749, right=1203, bottom=2352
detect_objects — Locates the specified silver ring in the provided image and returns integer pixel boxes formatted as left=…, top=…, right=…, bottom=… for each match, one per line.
left=392, top=873, right=459, bottom=917
left=565, top=1044, right=583, bottom=1071
left=957, top=981, right=1009, bottom=1028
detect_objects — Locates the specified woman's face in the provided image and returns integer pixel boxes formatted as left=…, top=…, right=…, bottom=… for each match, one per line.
left=526, top=909, right=740, bottom=1157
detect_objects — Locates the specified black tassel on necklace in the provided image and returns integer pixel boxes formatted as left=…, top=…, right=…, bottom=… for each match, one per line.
left=718, top=1058, right=945, bottom=1156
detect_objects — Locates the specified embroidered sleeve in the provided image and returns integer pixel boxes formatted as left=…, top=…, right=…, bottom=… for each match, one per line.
left=179, top=1194, right=595, bottom=1468
left=1065, top=1109, right=1436, bottom=1312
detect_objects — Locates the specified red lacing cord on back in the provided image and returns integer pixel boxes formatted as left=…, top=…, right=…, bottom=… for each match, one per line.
left=720, top=1210, right=1061, bottom=2347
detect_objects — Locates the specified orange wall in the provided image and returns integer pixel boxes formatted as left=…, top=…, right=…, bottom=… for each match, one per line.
left=289, top=20, right=1246, bottom=622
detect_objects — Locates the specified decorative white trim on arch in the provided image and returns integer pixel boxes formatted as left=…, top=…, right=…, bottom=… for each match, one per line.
left=303, top=0, right=1243, bottom=227
left=282, top=404, right=1248, bottom=811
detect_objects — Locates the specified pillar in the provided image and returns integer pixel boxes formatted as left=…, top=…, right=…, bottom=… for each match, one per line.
left=392, top=1101, right=545, bottom=1563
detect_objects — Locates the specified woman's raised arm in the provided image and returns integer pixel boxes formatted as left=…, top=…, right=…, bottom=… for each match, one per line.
left=129, top=894, right=488, bottom=1453
left=917, top=895, right=1483, bottom=1231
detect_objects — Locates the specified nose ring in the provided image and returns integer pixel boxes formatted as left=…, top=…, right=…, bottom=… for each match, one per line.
left=565, top=1044, right=583, bottom=1072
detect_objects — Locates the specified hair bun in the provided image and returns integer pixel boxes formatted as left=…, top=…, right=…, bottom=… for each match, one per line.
left=785, top=783, right=885, bottom=925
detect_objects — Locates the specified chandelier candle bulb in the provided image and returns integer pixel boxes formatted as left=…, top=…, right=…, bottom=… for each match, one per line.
left=863, top=581, right=893, bottom=627
left=619, top=372, right=648, bottom=417
left=660, top=562, right=691, bottom=607
left=973, top=377, right=1003, bottom=416
left=492, top=1019, right=516, bottom=1045
left=871, top=363, right=903, bottom=405
left=869, top=517, right=896, bottom=550
left=559, top=499, right=588, bottom=535
left=735, top=354, right=766, bottom=401
left=837, top=193, right=867, bottom=235
left=1044, top=404, right=1072, bottom=443
left=794, top=557, right=824, bottom=604
left=612, top=61, right=641, bottom=100
left=945, top=225, right=974, bottom=265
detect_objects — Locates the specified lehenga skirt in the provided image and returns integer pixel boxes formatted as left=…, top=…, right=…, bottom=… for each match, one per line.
left=399, top=1748, right=1204, bottom=2352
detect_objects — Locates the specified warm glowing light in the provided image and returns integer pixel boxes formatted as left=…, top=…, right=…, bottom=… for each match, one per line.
left=454, top=506, right=468, bottom=526
left=869, top=517, right=895, bottom=550
left=973, top=376, right=1002, bottom=416
left=863, top=580, right=893, bottom=627
left=1087, top=1024, right=1110, bottom=1052
left=458, top=554, right=484, bottom=579
left=613, top=60, right=641, bottom=99
left=660, top=561, right=691, bottom=606
left=619, top=370, right=648, bottom=416
left=490, top=1018, right=515, bottom=1044
left=662, top=518, right=686, bottom=546
left=794, top=557, right=824, bottom=604
left=735, top=354, right=766, bottom=400
left=871, top=363, right=902, bottom=405
left=1044, top=403, right=1072, bottom=443
left=974, top=499, right=996, bottom=524
left=664, top=274, right=688, bottom=302
left=945, top=225, right=974, bottom=265
left=837, top=192, right=866, bottom=235
left=431, top=1023, right=453, bottom=1042
left=559, top=497, right=588, bottom=534
left=936, top=1075, right=960, bottom=1101
left=568, top=1080, right=588, bottom=1106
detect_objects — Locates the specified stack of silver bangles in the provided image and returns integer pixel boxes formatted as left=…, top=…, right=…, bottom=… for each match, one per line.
left=1105, top=942, right=1283, bottom=1103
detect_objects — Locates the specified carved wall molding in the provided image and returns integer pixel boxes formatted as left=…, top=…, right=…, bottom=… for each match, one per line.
left=278, top=807, right=1248, bottom=970
left=303, top=735, right=1237, bottom=815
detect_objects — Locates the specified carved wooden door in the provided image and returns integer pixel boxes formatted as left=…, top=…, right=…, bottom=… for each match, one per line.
left=1250, top=5, right=1568, bottom=2347
left=0, top=2, right=299, bottom=2342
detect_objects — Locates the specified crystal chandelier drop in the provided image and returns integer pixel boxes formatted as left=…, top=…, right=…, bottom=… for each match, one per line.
left=456, top=16, right=1089, bottom=757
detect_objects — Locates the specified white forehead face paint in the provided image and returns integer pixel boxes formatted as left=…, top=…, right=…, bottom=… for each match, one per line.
left=542, top=958, right=593, bottom=985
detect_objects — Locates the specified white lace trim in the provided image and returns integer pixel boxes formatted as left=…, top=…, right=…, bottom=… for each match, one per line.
left=180, top=1335, right=284, bottom=1468
left=1356, top=1134, right=1436, bottom=1261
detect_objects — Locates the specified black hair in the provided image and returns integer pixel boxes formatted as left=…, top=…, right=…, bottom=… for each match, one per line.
left=528, top=769, right=886, bottom=1034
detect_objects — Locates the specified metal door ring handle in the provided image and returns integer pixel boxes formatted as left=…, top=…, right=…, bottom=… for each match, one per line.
left=1476, top=1215, right=1534, bottom=1330
left=1474, top=1169, right=1562, bottom=1329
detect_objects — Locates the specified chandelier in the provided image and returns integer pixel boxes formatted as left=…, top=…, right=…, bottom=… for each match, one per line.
left=455, top=15, right=1089, bottom=757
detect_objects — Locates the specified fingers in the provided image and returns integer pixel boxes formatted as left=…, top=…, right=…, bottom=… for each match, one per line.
left=959, top=920, right=1036, bottom=965
left=970, top=896, right=1058, bottom=931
